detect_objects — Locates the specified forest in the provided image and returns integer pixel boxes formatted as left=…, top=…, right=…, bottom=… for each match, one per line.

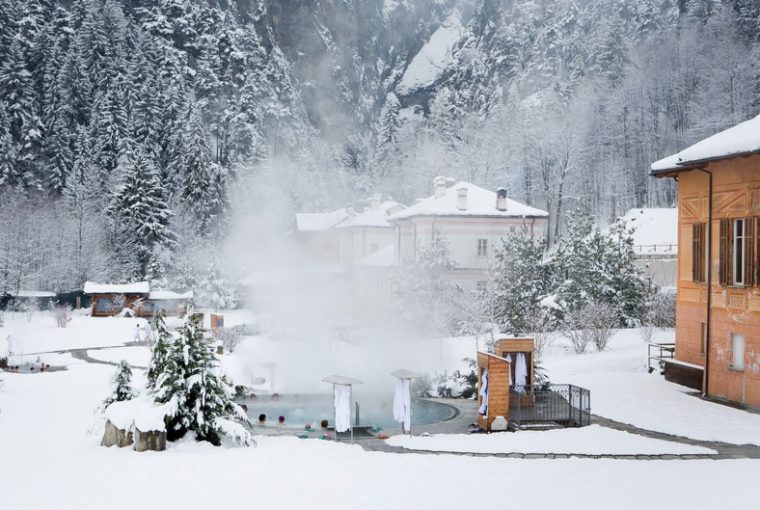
left=0, top=0, right=758, bottom=292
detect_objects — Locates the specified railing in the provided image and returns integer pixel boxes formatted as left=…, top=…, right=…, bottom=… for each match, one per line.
left=509, top=384, right=591, bottom=428
left=647, top=342, right=676, bottom=374
left=633, top=244, right=677, bottom=255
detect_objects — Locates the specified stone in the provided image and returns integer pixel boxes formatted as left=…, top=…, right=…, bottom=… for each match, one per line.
left=100, top=420, right=133, bottom=448
left=134, top=428, right=167, bottom=452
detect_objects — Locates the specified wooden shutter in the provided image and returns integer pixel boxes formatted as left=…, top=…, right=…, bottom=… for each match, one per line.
left=745, top=217, right=754, bottom=287
left=719, top=218, right=731, bottom=286
left=756, top=217, right=760, bottom=286
left=692, top=224, right=701, bottom=282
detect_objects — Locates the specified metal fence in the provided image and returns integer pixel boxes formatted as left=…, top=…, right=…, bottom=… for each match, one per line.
left=509, top=384, right=591, bottom=428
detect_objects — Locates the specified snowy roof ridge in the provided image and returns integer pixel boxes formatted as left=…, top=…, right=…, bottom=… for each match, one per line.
left=389, top=181, right=548, bottom=220
left=651, top=113, right=760, bottom=174
left=83, top=281, right=150, bottom=294
left=338, top=201, right=406, bottom=229
left=295, top=208, right=352, bottom=232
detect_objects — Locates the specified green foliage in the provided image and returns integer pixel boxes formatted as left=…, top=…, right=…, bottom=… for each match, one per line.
left=102, top=360, right=137, bottom=410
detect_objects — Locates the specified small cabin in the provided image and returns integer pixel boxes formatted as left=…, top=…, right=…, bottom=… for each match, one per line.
left=140, top=290, right=193, bottom=317
left=84, top=281, right=150, bottom=317
left=476, top=352, right=511, bottom=432
left=0, top=290, right=57, bottom=311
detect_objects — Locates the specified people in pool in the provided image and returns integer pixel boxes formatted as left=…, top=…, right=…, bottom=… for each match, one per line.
left=277, top=415, right=285, bottom=426
left=271, top=393, right=280, bottom=401
left=258, top=414, right=266, bottom=425
left=320, top=419, right=329, bottom=430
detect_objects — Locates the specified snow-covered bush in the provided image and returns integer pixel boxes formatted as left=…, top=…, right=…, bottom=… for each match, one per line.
left=564, top=302, right=617, bottom=353
left=219, top=328, right=243, bottom=353
left=196, top=262, right=236, bottom=311
left=102, top=361, right=138, bottom=411
left=51, top=304, right=71, bottom=328
left=649, top=289, right=676, bottom=328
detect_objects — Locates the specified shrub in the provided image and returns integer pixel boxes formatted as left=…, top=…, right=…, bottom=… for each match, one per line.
left=51, top=304, right=71, bottom=328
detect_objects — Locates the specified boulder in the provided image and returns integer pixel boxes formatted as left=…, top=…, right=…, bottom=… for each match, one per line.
left=100, top=419, right=133, bottom=448
left=134, top=428, right=166, bottom=452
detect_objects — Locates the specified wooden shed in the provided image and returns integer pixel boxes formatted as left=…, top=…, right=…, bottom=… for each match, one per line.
left=140, top=290, right=193, bottom=317
left=495, top=337, right=536, bottom=407
left=476, top=352, right=511, bottom=432
left=84, top=281, right=150, bottom=317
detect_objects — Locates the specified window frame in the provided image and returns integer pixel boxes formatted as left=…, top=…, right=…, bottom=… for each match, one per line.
left=733, top=218, right=747, bottom=286
left=477, top=238, right=488, bottom=257
left=730, top=333, right=745, bottom=371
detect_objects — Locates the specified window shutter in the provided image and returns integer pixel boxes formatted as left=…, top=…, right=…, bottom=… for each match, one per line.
left=719, top=218, right=730, bottom=286
left=756, top=217, right=760, bottom=286
left=692, top=223, right=701, bottom=282
left=745, top=217, right=754, bottom=287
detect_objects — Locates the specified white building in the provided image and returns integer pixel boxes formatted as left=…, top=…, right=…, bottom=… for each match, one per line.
left=389, top=177, right=549, bottom=288
left=615, top=208, right=678, bottom=288
left=337, top=194, right=405, bottom=265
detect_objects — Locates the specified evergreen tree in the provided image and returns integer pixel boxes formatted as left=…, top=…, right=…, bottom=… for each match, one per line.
left=107, top=148, right=176, bottom=279
left=102, top=360, right=137, bottom=410
left=492, top=229, right=552, bottom=336
left=147, top=309, right=172, bottom=391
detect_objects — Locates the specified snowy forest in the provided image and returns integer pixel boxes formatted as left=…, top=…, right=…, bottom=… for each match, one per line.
left=1, top=0, right=759, bottom=293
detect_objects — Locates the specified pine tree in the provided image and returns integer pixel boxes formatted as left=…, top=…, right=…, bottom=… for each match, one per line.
left=147, top=309, right=172, bottom=391
left=492, top=230, right=552, bottom=336
left=102, top=360, right=137, bottom=410
left=107, top=148, right=176, bottom=279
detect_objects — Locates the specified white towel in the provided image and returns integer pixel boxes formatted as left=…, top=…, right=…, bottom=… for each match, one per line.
left=334, top=384, right=352, bottom=433
left=515, top=353, right=528, bottom=391
left=393, top=379, right=412, bottom=431
left=478, top=368, right=489, bottom=415
left=505, top=354, right=513, bottom=386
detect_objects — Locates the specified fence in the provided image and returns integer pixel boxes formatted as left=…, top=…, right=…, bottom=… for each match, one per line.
left=509, top=384, right=591, bottom=428
left=647, top=342, right=675, bottom=374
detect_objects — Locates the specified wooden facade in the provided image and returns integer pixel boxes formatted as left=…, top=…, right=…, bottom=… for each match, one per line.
left=656, top=154, right=760, bottom=408
left=476, top=352, right=511, bottom=431
left=89, top=292, right=148, bottom=317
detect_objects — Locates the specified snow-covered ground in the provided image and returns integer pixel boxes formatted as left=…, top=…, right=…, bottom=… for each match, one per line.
left=387, top=424, right=715, bottom=455
left=2, top=315, right=760, bottom=509
left=543, top=329, right=760, bottom=446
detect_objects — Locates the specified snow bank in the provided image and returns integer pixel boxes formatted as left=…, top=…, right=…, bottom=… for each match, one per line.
left=387, top=424, right=715, bottom=455
left=396, top=14, right=463, bottom=95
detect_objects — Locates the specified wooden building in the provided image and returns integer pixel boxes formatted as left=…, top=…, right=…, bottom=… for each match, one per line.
left=83, top=281, right=150, bottom=317
left=476, top=352, right=511, bottom=431
left=652, top=113, right=760, bottom=408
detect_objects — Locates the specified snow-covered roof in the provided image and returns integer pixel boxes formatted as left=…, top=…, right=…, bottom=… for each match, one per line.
left=295, top=208, right=352, bottom=232
left=6, top=290, right=56, bottom=298
left=651, top=113, right=760, bottom=174
left=338, top=201, right=405, bottom=229
left=322, top=375, right=363, bottom=385
left=83, top=281, right=150, bottom=294
left=148, top=290, right=193, bottom=301
left=354, top=244, right=396, bottom=268
left=615, top=208, right=678, bottom=256
left=396, top=13, right=464, bottom=95
left=389, top=181, right=549, bottom=220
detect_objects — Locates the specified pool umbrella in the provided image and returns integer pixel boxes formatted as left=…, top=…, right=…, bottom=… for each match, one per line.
left=391, top=369, right=422, bottom=437
left=322, top=375, right=363, bottom=443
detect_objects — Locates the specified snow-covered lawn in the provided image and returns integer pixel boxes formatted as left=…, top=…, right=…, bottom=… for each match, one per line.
left=544, top=329, right=760, bottom=446
left=2, top=315, right=760, bottom=509
left=1, top=364, right=757, bottom=510
left=386, top=424, right=716, bottom=455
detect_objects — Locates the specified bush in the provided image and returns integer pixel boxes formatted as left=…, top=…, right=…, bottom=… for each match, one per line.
left=650, top=289, right=676, bottom=328
left=51, top=304, right=71, bottom=328
left=564, top=302, right=617, bottom=353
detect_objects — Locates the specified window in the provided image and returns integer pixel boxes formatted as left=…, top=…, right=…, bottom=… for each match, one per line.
left=477, top=239, right=488, bottom=257
left=731, top=333, right=745, bottom=371
left=692, top=223, right=706, bottom=283
left=719, top=217, right=755, bottom=287
left=370, top=243, right=378, bottom=253
left=700, top=323, right=707, bottom=355
left=94, top=298, right=113, bottom=313
left=733, top=219, right=748, bottom=285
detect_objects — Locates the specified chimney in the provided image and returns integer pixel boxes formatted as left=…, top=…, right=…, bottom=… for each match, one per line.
left=457, top=187, right=468, bottom=211
left=433, top=176, right=447, bottom=198
left=496, top=188, right=507, bottom=211
left=370, top=193, right=382, bottom=210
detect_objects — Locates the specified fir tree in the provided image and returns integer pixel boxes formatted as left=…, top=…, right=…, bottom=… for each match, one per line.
left=147, top=309, right=172, bottom=391
left=102, top=360, right=137, bottom=410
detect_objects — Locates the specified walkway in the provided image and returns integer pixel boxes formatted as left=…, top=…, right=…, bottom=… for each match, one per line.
left=357, top=399, right=760, bottom=460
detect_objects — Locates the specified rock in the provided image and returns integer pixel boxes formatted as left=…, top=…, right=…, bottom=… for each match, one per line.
left=100, top=420, right=133, bottom=448
left=134, top=428, right=166, bottom=452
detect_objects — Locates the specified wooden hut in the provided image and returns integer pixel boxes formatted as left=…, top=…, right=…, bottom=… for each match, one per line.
left=495, top=338, right=536, bottom=406
left=83, top=281, right=150, bottom=317
left=139, top=290, right=193, bottom=317
left=476, top=352, right=511, bottom=432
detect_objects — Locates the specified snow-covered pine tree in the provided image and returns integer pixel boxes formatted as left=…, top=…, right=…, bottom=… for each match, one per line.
left=102, top=360, right=138, bottom=410
left=147, top=310, right=172, bottom=391
left=492, top=229, right=552, bottom=336
left=197, top=261, right=234, bottom=311
left=107, top=147, right=176, bottom=279
left=182, top=312, right=248, bottom=445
